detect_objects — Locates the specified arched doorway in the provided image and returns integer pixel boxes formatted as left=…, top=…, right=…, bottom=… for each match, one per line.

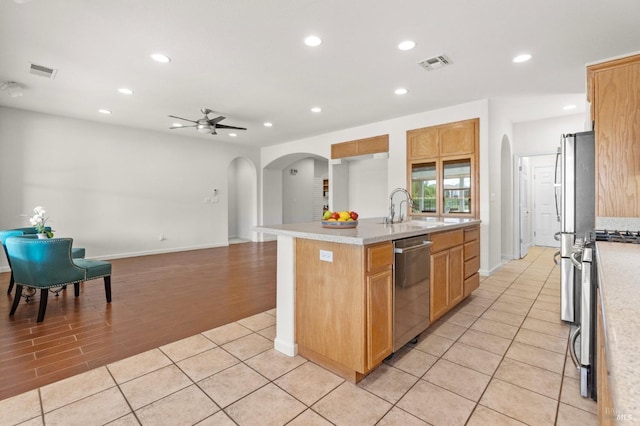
left=262, top=153, right=329, bottom=227
left=228, top=157, right=257, bottom=243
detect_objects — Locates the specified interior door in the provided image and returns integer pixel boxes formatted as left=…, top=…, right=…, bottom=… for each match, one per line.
left=519, top=158, right=532, bottom=257
left=534, top=165, right=561, bottom=247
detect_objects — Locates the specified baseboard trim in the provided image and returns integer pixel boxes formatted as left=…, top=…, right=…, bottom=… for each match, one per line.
left=82, top=243, right=230, bottom=262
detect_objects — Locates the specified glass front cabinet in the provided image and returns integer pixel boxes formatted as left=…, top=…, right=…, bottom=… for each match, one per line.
left=407, top=118, right=479, bottom=218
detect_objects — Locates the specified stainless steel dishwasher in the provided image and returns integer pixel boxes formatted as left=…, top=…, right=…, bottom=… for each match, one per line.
left=393, top=235, right=432, bottom=352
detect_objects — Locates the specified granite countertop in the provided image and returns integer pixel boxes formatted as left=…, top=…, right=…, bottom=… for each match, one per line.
left=596, top=242, right=640, bottom=419
left=253, top=217, right=480, bottom=245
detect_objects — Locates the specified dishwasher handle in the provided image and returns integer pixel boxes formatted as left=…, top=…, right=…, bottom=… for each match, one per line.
left=394, top=241, right=433, bottom=254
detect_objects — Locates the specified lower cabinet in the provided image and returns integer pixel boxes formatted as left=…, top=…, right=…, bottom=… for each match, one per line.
left=430, top=230, right=464, bottom=322
left=430, top=225, right=480, bottom=322
left=597, top=288, right=614, bottom=425
left=295, top=239, right=393, bottom=382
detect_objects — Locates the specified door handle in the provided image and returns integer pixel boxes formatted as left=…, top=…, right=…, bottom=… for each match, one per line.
left=394, top=241, right=433, bottom=254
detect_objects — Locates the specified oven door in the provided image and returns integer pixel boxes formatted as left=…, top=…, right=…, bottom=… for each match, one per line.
left=568, top=245, right=597, bottom=400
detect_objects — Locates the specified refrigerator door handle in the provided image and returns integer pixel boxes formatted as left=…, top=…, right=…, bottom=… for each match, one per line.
left=554, top=146, right=561, bottom=222
left=569, top=326, right=581, bottom=369
left=553, top=251, right=561, bottom=265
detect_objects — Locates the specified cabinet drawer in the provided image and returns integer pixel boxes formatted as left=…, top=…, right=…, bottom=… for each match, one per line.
left=464, top=226, right=479, bottom=242
left=430, top=229, right=463, bottom=253
left=464, top=256, right=480, bottom=279
left=464, top=273, right=480, bottom=297
left=367, top=242, right=393, bottom=272
left=464, top=240, right=480, bottom=261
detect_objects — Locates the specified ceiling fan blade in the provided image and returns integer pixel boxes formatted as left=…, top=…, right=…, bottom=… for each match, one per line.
left=170, top=124, right=197, bottom=129
left=216, top=124, right=247, bottom=130
left=168, top=115, right=198, bottom=123
left=207, top=116, right=226, bottom=125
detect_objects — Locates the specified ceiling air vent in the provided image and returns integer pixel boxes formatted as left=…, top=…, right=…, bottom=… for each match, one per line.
left=28, top=63, right=57, bottom=79
left=417, top=54, right=452, bottom=71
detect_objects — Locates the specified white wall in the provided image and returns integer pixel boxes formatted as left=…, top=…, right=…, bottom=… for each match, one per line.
left=513, top=113, right=587, bottom=157
left=260, top=100, right=495, bottom=274
left=0, top=107, right=260, bottom=270
left=282, top=158, right=315, bottom=224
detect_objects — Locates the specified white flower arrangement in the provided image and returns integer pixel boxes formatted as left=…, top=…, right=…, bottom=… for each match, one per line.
left=29, top=206, right=54, bottom=238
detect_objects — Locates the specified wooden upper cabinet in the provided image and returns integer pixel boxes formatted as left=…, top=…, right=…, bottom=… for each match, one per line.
left=439, top=120, right=476, bottom=156
left=587, top=54, right=640, bottom=218
left=407, top=126, right=438, bottom=159
left=407, top=118, right=479, bottom=218
left=331, top=135, right=389, bottom=159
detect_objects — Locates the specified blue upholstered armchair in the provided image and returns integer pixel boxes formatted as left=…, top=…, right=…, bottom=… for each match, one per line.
left=6, top=237, right=112, bottom=323
left=0, top=227, right=85, bottom=294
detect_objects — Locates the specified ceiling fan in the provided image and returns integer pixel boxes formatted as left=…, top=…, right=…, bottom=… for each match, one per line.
left=169, top=108, right=247, bottom=135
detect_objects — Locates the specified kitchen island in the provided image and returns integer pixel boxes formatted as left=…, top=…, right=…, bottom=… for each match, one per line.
left=254, top=217, right=481, bottom=382
left=595, top=242, right=640, bottom=423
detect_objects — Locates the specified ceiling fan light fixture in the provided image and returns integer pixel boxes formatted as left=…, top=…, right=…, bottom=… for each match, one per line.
left=197, top=123, right=213, bottom=133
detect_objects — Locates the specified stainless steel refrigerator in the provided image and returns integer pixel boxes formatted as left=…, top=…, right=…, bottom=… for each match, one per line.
left=555, top=131, right=595, bottom=324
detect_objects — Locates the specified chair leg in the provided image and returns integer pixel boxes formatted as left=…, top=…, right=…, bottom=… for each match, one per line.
left=7, top=272, right=15, bottom=294
left=104, top=276, right=111, bottom=303
left=9, top=284, right=23, bottom=316
left=74, top=282, right=80, bottom=297
left=37, top=289, right=49, bottom=323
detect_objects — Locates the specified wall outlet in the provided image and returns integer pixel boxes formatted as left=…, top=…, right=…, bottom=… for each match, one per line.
left=319, top=250, right=333, bottom=262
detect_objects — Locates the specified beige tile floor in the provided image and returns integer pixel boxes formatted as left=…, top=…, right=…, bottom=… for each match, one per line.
left=0, top=247, right=598, bottom=425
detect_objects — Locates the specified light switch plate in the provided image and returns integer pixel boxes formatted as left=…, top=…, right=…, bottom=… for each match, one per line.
left=319, top=250, right=333, bottom=262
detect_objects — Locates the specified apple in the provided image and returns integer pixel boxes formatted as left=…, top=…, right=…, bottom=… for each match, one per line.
left=331, top=212, right=340, bottom=220
left=350, top=211, right=359, bottom=220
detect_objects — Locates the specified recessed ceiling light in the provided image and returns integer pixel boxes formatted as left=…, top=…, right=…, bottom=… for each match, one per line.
left=229, top=133, right=237, bottom=137
left=398, top=40, right=416, bottom=51
left=150, top=53, right=171, bottom=63
left=304, top=35, right=322, bottom=47
left=264, top=122, right=273, bottom=127
left=563, top=104, right=577, bottom=111
left=311, top=107, right=322, bottom=113
left=117, top=88, right=134, bottom=95
left=512, top=53, right=532, bottom=63
left=394, top=88, right=408, bottom=95
left=98, top=109, right=112, bottom=114
left=172, top=123, right=183, bottom=127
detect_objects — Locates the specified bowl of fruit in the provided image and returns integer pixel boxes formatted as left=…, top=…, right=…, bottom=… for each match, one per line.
left=321, top=210, right=359, bottom=228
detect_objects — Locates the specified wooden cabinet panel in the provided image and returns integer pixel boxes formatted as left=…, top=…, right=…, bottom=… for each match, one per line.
left=430, top=229, right=463, bottom=252
left=464, top=226, right=480, bottom=242
left=464, top=256, right=480, bottom=279
left=331, top=135, right=389, bottom=159
left=592, top=58, right=640, bottom=217
left=597, top=289, right=613, bottom=425
left=464, top=240, right=480, bottom=261
left=449, top=245, right=464, bottom=306
left=295, top=240, right=365, bottom=372
left=367, top=242, right=393, bottom=273
left=331, top=141, right=358, bottom=159
left=439, top=120, right=476, bottom=156
left=464, top=273, right=480, bottom=297
left=407, top=127, right=438, bottom=159
left=366, top=269, right=393, bottom=369
left=430, top=250, right=450, bottom=322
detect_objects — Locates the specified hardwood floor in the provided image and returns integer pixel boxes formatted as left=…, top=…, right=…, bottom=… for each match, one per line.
left=0, top=242, right=277, bottom=401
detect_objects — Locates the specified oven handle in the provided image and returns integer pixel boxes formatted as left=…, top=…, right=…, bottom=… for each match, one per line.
left=570, top=251, right=582, bottom=269
left=394, top=241, right=433, bottom=254
left=569, top=326, right=581, bottom=369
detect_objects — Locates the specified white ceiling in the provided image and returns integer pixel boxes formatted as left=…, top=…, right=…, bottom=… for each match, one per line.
left=1, top=0, right=639, bottom=148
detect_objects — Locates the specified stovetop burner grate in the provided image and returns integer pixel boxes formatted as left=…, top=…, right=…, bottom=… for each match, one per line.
left=594, top=230, right=640, bottom=243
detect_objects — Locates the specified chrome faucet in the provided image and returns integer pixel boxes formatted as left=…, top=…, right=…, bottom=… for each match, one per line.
left=385, top=188, right=413, bottom=224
